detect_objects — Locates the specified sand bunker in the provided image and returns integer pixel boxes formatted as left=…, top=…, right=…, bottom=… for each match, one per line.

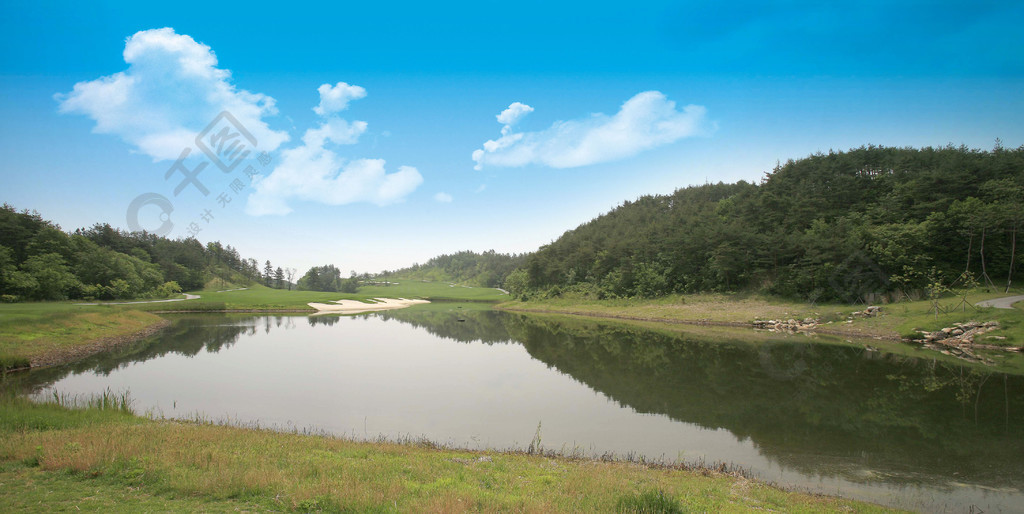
left=307, top=297, right=430, bottom=314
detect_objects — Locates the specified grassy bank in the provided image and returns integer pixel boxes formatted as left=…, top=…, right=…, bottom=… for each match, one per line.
left=0, top=304, right=168, bottom=371
left=0, top=395, right=894, bottom=512
left=497, top=289, right=1024, bottom=342
left=496, top=289, right=1024, bottom=374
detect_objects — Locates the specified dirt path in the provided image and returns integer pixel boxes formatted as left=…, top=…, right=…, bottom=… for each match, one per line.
left=76, top=293, right=201, bottom=306
left=975, top=295, right=1024, bottom=309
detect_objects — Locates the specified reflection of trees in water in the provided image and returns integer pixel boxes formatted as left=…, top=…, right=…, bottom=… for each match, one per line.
left=384, top=310, right=1024, bottom=488
left=377, top=307, right=513, bottom=345
left=308, top=315, right=344, bottom=326
left=511, top=315, right=1024, bottom=487
left=11, top=315, right=260, bottom=395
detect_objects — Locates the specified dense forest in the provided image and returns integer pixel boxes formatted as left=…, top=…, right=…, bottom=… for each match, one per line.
left=0, top=205, right=289, bottom=301
left=507, top=145, right=1024, bottom=302
left=391, top=250, right=526, bottom=288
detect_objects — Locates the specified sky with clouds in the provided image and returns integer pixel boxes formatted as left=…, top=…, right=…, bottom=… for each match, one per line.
left=2, top=0, right=1023, bottom=275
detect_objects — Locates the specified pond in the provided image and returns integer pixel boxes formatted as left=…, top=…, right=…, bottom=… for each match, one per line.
left=9, top=305, right=1024, bottom=512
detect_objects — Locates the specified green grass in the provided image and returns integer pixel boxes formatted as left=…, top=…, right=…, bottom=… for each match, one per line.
left=0, top=304, right=166, bottom=368
left=359, top=278, right=509, bottom=302
left=137, top=281, right=507, bottom=312
left=0, top=395, right=896, bottom=513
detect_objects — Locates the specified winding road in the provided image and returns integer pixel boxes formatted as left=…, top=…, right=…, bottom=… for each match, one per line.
left=975, top=294, right=1024, bottom=309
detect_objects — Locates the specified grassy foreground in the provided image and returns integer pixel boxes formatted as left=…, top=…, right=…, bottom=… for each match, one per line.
left=0, top=395, right=893, bottom=513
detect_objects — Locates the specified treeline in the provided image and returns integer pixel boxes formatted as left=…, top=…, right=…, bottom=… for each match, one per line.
left=510, top=145, right=1024, bottom=302
left=0, top=205, right=281, bottom=301
left=297, top=264, right=359, bottom=293
left=393, top=250, right=527, bottom=288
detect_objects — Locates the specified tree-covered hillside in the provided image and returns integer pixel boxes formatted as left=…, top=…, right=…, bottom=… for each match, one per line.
left=512, top=145, right=1024, bottom=302
left=391, top=250, right=526, bottom=288
left=0, top=205, right=279, bottom=301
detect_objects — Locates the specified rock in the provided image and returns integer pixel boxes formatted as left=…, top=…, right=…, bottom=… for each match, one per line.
left=983, top=321, right=1000, bottom=328
left=951, top=328, right=964, bottom=336
left=941, top=327, right=954, bottom=335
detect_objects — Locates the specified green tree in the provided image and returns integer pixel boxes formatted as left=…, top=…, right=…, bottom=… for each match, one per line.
left=20, top=253, right=81, bottom=300
left=503, top=269, right=530, bottom=299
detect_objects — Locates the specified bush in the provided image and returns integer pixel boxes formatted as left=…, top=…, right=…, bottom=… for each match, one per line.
left=155, top=281, right=182, bottom=298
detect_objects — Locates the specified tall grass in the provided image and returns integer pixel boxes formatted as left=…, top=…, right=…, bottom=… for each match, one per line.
left=48, top=388, right=134, bottom=414
left=616, top=489, right=687, bottom=513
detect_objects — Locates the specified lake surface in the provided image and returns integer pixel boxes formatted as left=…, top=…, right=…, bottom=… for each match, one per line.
left=9, top=306, right=1024, bottom=512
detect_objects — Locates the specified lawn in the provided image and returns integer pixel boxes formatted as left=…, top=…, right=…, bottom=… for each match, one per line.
left=139, top=280, right=508, bottom=311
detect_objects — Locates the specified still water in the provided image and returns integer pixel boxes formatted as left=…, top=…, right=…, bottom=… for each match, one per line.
left=11, top=306, right=1024, bottom=511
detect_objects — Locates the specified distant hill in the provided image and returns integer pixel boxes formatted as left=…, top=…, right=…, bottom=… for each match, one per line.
left=388, top=250, right=527, bottom=288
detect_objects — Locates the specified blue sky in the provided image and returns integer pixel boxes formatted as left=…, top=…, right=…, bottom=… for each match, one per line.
left=2, top=0, right=1023, bottom=275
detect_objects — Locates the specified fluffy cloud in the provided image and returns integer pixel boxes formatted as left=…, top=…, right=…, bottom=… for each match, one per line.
left=314, top=82, right=367, bottom=116
left=496, top=102, right=534, bottom=135
left=433, top=192, right=453, bottom=203
left=245, top=84, right=421, bottom=215
left=56, top=27, right=288, bottom=161
left=472, top=91, right=709, bottom=170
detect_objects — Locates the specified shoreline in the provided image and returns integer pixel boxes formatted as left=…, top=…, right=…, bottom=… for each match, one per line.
left=24, top=318, right=172, bottom=371
left=495, top=304, right=903, bottom=341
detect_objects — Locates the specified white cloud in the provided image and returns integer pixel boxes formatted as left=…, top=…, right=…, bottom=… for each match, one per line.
left=246, top=90, right=421, bottom=215
left=314, top=82, right=367, bottom=116
left=302, top=117, right=367, bottom=147
left=56, top=27, right=288, bottom=161
left=474, top=184, right=487, bottom=193
left=472, top=91, right=709, bottom=170
left=496, top=101, right=534, bottom=135
left=434, top=192, right=453, bottom=203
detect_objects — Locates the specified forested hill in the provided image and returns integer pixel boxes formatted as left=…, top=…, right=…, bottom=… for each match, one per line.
left=0, top=205, right=278, bottom=301
left=391, top=250, right=526, bottom=288
left=510, top=145, right=1024, bottom=302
